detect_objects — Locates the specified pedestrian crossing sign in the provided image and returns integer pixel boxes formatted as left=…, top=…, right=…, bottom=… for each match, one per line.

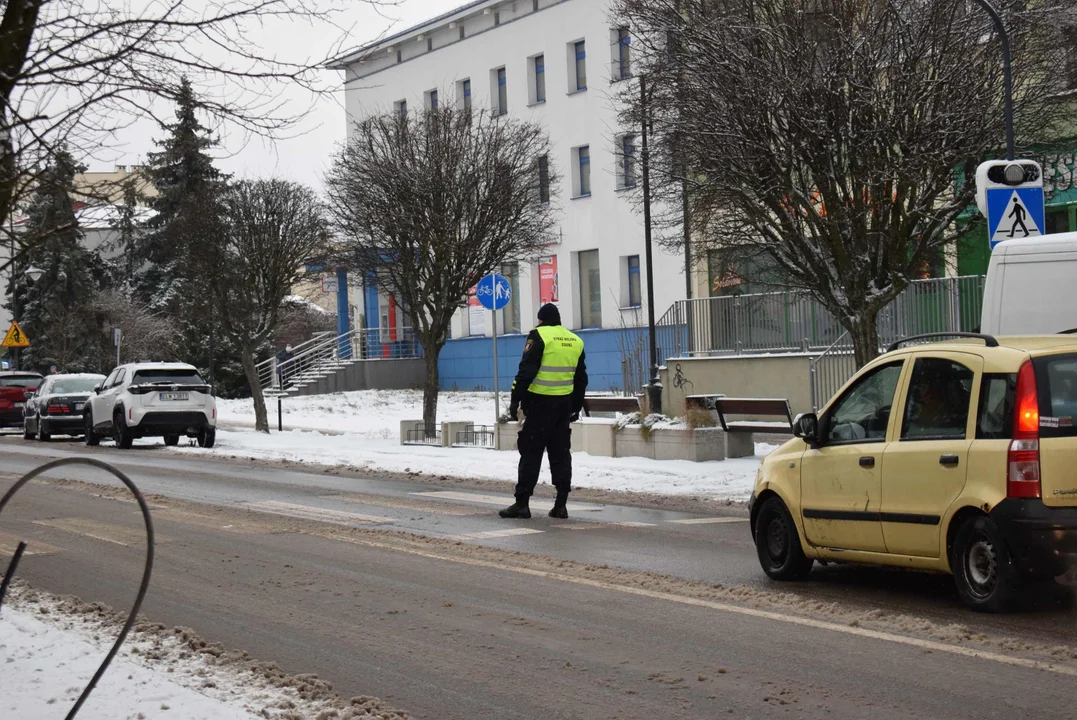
left=1, top=321, right=30, bottom=348
left=987, top=186, right=1045, bottom=250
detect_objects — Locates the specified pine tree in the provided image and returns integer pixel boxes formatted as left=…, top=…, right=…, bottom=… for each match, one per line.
left=109, top=176, right=144, bottom=289
left=13, top=148, right=105, bottom=372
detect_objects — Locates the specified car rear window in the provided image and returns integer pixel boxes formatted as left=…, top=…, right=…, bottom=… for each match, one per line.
left=132, top=369, right=205, bottom=385
left=1034, top=354, right=1077, bottom=438
left=976, top=373, right=1015, bottom=439
left=0, top=375, right=41, bottom=388
left=51, top=377, right=104, bottom=394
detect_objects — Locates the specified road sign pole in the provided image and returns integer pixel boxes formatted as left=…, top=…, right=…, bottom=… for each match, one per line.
left=492, top=302, right=500, bottom=451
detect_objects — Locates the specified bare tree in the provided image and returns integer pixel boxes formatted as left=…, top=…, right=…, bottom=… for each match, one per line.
left=325, top=105, right=558, bottom=436
left=91, top=289, right=179, bottom=370
left=614, top=0, right=1072, bottom=366
left=189, top=179, right=327, bottom=432
left=0, top=0, right=368, bottom=268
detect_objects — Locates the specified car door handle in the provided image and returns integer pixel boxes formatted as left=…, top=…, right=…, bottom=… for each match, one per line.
left=939, top=454, right=960, bottom=467
left=859, top=456, right=875, bottom=467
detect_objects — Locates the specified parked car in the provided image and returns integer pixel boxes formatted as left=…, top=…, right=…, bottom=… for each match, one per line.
left=84, top=362, right=217, bottom=449
left=22, top=373, right=106, bottom=440
left=749, top=332, right=1077, bottom=612
left=0, top=371, right=43, bottom=429
left=980, top=232, right=1077, bottom=335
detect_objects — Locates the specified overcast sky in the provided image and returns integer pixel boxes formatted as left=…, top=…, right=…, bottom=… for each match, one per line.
left=86, top=0, right=460, bottom=191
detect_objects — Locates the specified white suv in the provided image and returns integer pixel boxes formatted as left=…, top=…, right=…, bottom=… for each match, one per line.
left=84, top=362, right=217, bottom=449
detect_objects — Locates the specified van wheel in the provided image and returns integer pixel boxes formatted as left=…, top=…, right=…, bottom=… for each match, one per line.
left=197, top=428, right=216, bottom=449
left=85, top=413, right=100, bottom=446
left=754, top=496, right=814, bottom=581
left=163, top=434, right=180, bottom=447
left=951, top=515, right=1018, bottom=613
left=114, top=411, right=134, bottom=449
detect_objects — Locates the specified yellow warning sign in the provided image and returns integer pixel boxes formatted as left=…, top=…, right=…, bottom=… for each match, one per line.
left=2, top=321, right=30, bottom=348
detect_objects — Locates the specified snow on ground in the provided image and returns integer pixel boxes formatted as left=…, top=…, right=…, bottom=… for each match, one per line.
left=0, top=587, right=390, bottom=720
left=207, top=390, right=776, bottom=501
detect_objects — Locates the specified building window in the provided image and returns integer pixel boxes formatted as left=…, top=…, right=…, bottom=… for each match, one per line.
left=494, top=11, right=501, bottom=25
left=574, top=40, right=587, bottom=91
left=494, top=67, right=508, bottom=115
left=538, top=154, right=550, bottom=204
left=426, top=89, right=438, bottom=110
left=620, top=134, right=636, bottom=188
left=533, top=54, right=546, bottom=103
left=427, top=37, right=433, bottom=52
left=459, top=25, right=466, bottom=40
left=574, top=145, right=591, bottom=197
left=627, top=255, right=641, bottom=307
left=617, top=27, right=632, bottom=79
left=578, top=250, right=602, bottom=327
left=500, top=262, right=521, bottom=333
left=459, top=78, right=472, bottom=111
left=394, top=99, right=407, bottom=117
left=532, top=0, right=539, bottom=10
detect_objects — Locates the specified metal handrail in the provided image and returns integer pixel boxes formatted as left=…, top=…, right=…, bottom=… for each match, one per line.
left=809, top=331, right=854, bottom=411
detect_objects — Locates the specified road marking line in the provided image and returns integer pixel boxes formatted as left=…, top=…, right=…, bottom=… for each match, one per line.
left=448, top=528, right=545, bottom=541
left=553, top=521, right=657, bottom=530
left=668, top=517, right=749, bottom=525
left=0, top=532, right=61, bottom=556
left=323, top=534, right=1077, bottom=679
left=411, top=491, right=603, bottom=512
left=244, top=501, right=394, bottom=526
left=322, top=493, right=488, bottom=516
left=32, top=518, right=160, bottom=547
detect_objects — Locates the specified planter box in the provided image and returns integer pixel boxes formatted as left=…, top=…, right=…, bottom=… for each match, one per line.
left=572, top=418, right=617, bottom=457
left=496, top=421, right=520, bottom=451
left=614, top=425, right=726, bottom=462
left=399, top=419, right=439, bottom=446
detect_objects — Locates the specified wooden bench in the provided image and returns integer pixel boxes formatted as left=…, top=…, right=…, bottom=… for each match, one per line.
left=584, top=396, right=640, bottom=416
left=713, top=398, right=794, bottom=458
left=684, top=394, right=725, bottom=412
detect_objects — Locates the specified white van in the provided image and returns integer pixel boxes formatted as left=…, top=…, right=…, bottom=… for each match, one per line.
left=980, top=232, right=1077, bottom=335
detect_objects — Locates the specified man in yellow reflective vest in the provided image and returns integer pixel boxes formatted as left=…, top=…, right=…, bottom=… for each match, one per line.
left=500, top=303, right=588, bottom=519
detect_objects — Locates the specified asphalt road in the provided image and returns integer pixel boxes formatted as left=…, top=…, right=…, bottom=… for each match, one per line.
left=2, top=436, right=1076, bottom=719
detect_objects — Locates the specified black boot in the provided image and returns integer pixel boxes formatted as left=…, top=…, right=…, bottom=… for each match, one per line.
left=548, top=493, right=568, bottom=519
left=499, top=501, right=531, bottom=519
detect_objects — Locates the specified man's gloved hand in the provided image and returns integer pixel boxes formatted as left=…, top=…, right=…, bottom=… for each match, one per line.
left=570, top=408, right=582, bottom=423
left=508, top=403, right=519, bottom=422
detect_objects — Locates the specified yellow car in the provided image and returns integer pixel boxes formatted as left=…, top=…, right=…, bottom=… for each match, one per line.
left=749, top=332, right=1077, bottom=612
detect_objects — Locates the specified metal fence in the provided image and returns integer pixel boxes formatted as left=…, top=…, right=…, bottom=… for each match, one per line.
left=454, top=424, right=494, bottom=448
left=623, top=276, right=987, bottom=400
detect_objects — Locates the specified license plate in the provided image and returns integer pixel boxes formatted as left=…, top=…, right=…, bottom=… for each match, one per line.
left=160, top=392, right=189, bottom=401
left=74, top=402, right=84, bottom=411
left=14, top=402, right=24, bottom=408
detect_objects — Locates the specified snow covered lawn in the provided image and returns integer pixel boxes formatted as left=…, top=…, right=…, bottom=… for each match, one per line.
left=1, top=588, right=392, bottom=720
left=204, top=390, right=775, bottom=501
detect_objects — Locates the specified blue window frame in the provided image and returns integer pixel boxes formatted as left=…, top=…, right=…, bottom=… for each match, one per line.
left=618, top=28, right=631, bottom=79
left=627, top=255, right=641, bottom=307
left=462, top=79, right=472, bottom=110
left=621, top=134, right=636, bottom=188
left=497, top=67, right=508, bottom=115
left=574, top=40, right=587, bottom=91
left=578, top=145, right=590, bottom=196
left=534, top=54, right=546, bottom=103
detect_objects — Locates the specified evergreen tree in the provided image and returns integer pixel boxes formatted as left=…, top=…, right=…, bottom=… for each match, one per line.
left=11, top=148, right=105, bottom=372
left=109, top=175, right=144, bottom=289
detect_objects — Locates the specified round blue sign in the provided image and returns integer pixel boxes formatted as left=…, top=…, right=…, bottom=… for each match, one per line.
left=476, top=273, right=512, bottom=311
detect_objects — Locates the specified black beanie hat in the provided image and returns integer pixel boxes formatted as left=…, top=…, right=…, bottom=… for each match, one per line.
left=537, top=303, right=561, bottom=325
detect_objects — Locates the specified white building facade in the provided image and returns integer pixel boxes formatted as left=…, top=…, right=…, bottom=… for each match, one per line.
left=333, top=0, right=692, bottom=390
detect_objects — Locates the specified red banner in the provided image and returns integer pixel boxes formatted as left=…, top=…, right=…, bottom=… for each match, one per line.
left=538, top=255, right=559, bottom=304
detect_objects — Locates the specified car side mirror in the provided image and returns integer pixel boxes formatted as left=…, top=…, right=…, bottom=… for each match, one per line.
left=793, top=412, right=819, bottom=445
left=93, top=384, right=103, bottom=394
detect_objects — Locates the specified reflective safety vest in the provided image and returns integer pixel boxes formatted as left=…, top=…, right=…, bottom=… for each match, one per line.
left=528, top=325, right=584, bottom=396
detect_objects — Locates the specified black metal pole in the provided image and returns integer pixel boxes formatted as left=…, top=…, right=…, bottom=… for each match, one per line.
left=641, top=75, right=662, bottom=416
left=277, top=396, right=283, bottom=432
left=971, top=0, right=1014, bottom=160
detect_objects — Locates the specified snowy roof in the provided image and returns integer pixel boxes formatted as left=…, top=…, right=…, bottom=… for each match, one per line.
left=76, top=203, right=156, bottom=230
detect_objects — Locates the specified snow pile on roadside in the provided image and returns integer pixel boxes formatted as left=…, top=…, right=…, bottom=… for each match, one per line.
left=174, top=427, right=773, bottom=501
left=1, top=585, right=406, bottom=720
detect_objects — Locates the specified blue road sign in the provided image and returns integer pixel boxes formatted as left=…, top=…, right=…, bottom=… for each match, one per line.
left=986, top=186, right=1045, bottom=250
left=476, top=273, right=512, bottom=311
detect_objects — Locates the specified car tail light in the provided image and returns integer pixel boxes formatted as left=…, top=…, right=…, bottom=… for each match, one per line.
left=46, top=403, right=69, bottom=415
left=1008, top=359, right=1041, bottom=499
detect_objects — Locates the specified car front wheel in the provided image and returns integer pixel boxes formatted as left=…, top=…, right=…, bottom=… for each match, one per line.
left=84, top=412, right=100, bottom=446
left=951, top=515, right=1018, bottom=613
left=754, top=496, right=814, bottom=581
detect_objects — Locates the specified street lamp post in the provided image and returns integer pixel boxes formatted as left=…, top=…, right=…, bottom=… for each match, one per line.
left=640, top=75, right=662, bottom=416
left=971, top=0, right=1015, bottom=160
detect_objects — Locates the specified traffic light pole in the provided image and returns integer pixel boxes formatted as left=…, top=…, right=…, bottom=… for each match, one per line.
left=971, top=0, right=1014, bottom=160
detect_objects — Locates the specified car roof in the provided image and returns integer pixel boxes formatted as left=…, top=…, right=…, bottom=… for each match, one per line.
left=0, top=371, right=43, bottom=377
left=45, top=373, right=107, bottom=380
left=876, top=335, right=1077, bottom=373
left=121, top=363, right=199, bottom=370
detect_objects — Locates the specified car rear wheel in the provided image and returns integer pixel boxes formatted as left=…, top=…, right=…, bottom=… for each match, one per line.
left=163, top=434, right=180, bottom=447
left=114, top=411, right=134, bottom=449
left=951, top=515, right=1018, bottom=613
left=754, top=496, right=813, bottom=581
left=37, top=422, right=50, bottom=442
left=84, top=413, right=100, bottom=446
left=197, top=428, right=216, bottom=449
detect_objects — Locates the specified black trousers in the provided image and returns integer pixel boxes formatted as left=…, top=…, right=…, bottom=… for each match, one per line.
left=515, top=394, right=573, bottom=501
